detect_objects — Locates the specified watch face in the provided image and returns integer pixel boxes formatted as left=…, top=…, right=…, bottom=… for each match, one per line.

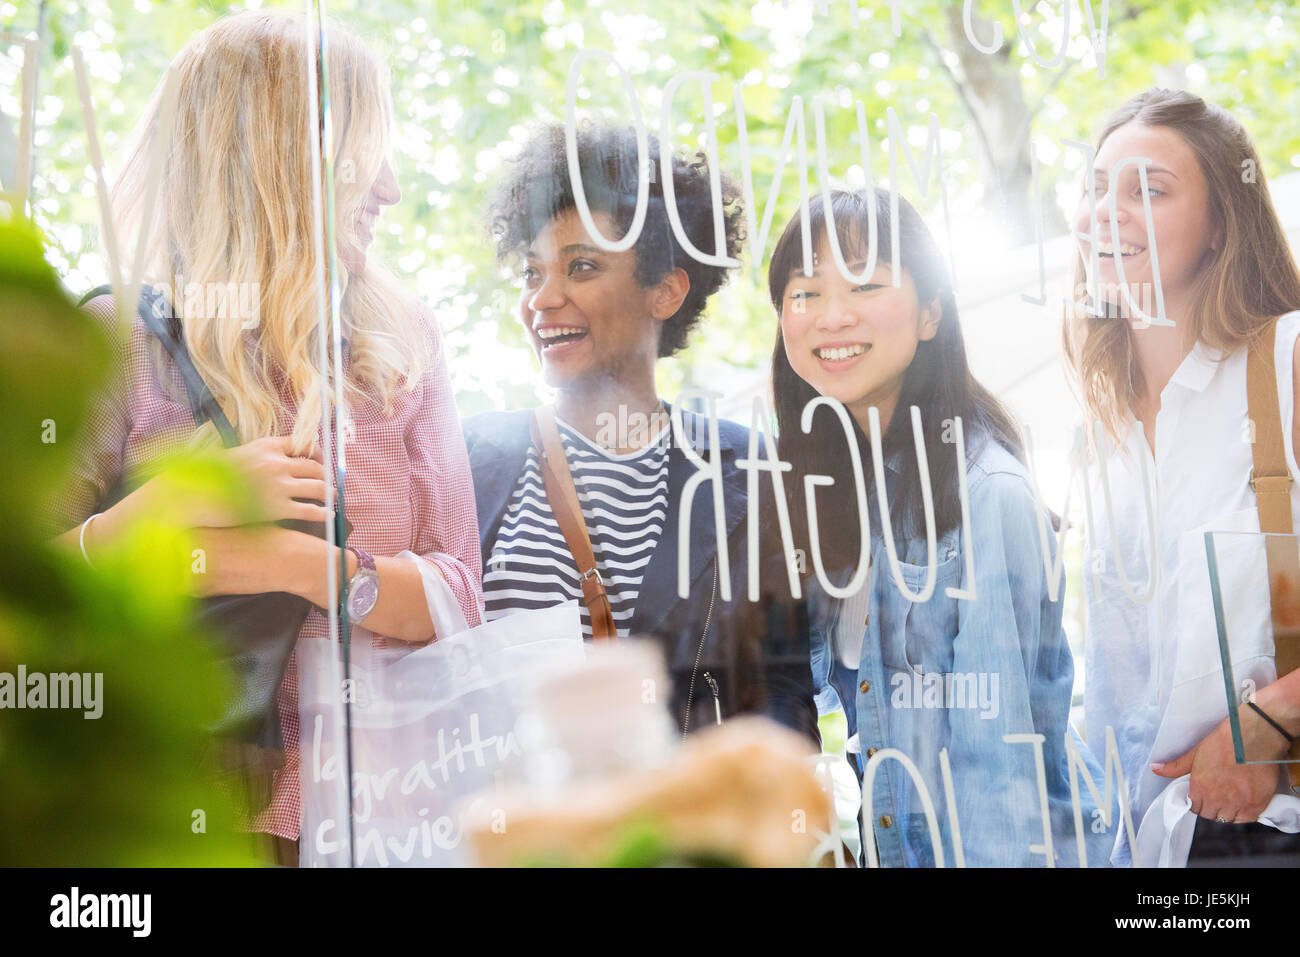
left=347, top=570, right=380, bottom=621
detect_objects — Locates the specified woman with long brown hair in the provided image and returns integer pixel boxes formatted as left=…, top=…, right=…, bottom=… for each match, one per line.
left=1065, top=88, right=1300, bottom=865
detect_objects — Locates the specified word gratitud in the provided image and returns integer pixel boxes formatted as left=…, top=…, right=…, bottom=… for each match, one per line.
left=310, top=711, right=520, bottom=866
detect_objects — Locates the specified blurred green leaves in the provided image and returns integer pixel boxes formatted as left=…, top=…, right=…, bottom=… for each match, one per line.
left=0, top=218, right=259, bottom=866
left=0, top=218, right=106, bottom=551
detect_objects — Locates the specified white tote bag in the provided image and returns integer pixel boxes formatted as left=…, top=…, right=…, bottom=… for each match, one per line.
left=298, top=551, right=583, bottom=867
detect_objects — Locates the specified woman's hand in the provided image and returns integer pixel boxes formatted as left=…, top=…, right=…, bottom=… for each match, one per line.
left=1151, top=699, right=1291, bottom=823
left=192, top=436, right=331, bottom=528
left=66, top=436, right=330, bottom=563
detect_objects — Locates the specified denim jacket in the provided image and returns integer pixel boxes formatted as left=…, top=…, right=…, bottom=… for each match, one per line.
left=809, top=434, right=1117, bottom=867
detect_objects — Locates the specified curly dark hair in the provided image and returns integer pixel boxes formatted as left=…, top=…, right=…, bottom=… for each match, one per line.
left=487, top=121, right=746, bottom=356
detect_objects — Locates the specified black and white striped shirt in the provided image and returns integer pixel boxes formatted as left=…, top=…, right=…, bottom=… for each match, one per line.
left=482, top=417, right=671, bottom=639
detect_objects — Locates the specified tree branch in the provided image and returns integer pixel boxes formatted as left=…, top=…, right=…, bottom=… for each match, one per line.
left=1019, top=57, right=1078, bottom=153
left=920, top=28, right=998, bottom=178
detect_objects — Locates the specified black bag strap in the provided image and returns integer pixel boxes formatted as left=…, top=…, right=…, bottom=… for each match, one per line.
left=78, top=284, right=240, bottom=447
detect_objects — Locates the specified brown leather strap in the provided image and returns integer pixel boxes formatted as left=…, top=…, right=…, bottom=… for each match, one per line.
left=529, top=406, right=617, bottom=640
left=1245, top=320, right=1300, bottom=782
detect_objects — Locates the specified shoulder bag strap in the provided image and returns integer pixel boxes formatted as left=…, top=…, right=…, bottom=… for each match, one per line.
left=79, top=283, right=239, bottom=447
left=1245, top=319, right=1300, bottom=783
left=528, top=406, right=617, bottom=640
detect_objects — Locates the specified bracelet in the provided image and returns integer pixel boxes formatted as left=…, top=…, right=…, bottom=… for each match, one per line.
left=1247, top=700, right=1297, bottom=744
left=78, top=512, right=102, bottom=567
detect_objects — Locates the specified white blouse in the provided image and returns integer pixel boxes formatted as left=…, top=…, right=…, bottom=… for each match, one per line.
left=1084, top=310, right=1300, bottom=865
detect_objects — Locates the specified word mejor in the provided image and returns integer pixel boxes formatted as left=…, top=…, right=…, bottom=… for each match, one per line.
left=50, top=888, right=150, bottom=937
left=0, top=665, right=102, bottom=719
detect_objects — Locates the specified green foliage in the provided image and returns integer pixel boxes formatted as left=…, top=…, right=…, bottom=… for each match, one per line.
left=0, top=220, right=106, bottom=556
left=599, top=819, right=742, bottom=867
left=817, top=706, right=848, bottom=756
left=0, top=217, right=260, bottom=866
left=518, top=818, right=745, bottom=867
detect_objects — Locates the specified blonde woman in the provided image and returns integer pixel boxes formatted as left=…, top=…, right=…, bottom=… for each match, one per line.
left=50, top=11, right=482, bottom=864
left=1064, top=89, right=1300, bottom=865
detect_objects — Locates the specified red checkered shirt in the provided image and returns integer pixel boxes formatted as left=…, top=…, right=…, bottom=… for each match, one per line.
left=53, top=296, right=484, bottom=841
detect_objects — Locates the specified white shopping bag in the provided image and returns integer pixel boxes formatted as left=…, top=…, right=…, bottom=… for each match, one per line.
left=298, top=552, right=583, bottom=867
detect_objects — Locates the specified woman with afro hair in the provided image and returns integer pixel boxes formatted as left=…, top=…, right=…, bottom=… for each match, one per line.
left=463, top=121, right=817, bottom=742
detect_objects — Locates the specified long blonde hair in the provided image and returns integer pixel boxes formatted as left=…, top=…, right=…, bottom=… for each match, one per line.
left=110, top=10, right=426, bottom=452
left=1061, top=88, right=1300, bottom=443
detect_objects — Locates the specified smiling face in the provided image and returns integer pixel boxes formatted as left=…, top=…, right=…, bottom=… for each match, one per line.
left=1074, top=122, right=1216, bottom=317
left=779, top=234, right=940, bottom=430
left=518, top=207, right=682, bottom=389
left=339, top=158, right=401, bottom=276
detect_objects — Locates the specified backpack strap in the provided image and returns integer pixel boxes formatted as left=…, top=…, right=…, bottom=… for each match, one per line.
left=1245, top=319, right=1300, bottom=783
left=78, top=284, right=239, bottom=447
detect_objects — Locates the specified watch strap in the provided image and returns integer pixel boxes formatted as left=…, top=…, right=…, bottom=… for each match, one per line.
left=348, top=546, right=376, bottom=572
left=344, top=546, right=379, bottom=620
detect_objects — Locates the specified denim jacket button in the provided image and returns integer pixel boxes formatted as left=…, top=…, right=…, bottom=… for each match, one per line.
left=879, top=815, right=893, bottom=829
left=866, top=747, right=878, bottom=758
left=858, top=679, right=870, bottom=693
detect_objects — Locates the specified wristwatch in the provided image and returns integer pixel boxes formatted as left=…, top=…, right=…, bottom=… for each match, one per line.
left=345, top=546, right=380, bottom=622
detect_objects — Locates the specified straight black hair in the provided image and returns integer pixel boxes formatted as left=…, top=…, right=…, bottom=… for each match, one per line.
left=769, top=187, right=1026, bottom=574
